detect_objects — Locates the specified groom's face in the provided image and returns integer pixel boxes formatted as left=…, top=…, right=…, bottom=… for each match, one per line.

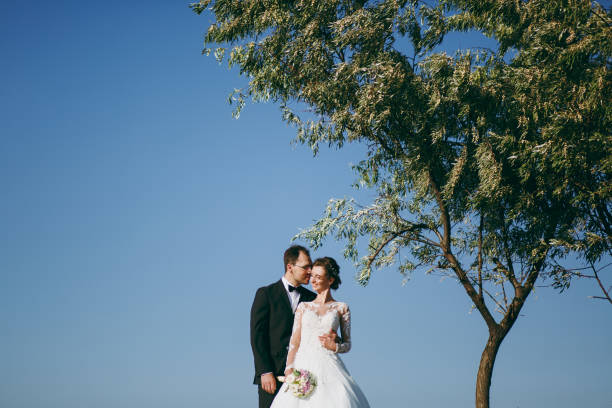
left=290, top=251, right=313, bottom=285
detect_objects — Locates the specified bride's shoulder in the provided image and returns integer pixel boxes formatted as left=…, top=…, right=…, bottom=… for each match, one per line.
left=332, top=301, right=350, bottom=311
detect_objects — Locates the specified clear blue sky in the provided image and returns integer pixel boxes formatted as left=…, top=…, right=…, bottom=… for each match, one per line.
left=1, top=1, right=611, bottom=407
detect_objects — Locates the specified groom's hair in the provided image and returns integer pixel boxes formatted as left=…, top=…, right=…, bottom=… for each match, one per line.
left=284, top=245, right=310, bottom=271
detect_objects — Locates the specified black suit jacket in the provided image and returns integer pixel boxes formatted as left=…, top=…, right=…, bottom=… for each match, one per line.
left=250, top=280, right=316, bottom=384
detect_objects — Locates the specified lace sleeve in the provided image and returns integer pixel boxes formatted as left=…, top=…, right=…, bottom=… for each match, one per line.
left=285, top=303, right=304, bottom=370
left=336, top=303, right=351, bottom=353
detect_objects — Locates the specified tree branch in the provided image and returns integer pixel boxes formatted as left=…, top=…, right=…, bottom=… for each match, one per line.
left=590, top=261, right=612, bottom=305
left=478, top=213, right=484, bottom=299
left=591, top=7, right=612, bottom=28
left=413, top=234, right=443, bottom=248
left=493, top=258, right=521, bottom=291
left=481, top=286, right=507, bottom=315
left=499, top=210, right=520, bottom=288
left=499, top=240, right=551, bottom=333
left=428, top=170, right=496, bottom=329
left=500, top=278, right=508, bottom=309
left=366, top=232, right=403, bottom=269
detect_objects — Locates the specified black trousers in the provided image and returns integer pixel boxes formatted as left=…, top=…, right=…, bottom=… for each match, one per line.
left=257, top=378, right=281, bottom=408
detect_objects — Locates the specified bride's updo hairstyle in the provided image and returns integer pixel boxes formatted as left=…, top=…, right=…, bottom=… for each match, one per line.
left=313, top=257, right=341, bottom=290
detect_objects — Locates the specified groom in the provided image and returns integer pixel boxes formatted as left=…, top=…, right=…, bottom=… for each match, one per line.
left=250, top=245, right=317, bottom=408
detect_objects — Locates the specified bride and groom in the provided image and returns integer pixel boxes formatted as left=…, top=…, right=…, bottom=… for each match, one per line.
left=250, top=245, right=370, bottom=408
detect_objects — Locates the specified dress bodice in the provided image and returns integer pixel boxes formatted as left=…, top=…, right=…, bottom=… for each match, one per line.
left=286, top=301, right=351, bottom=369
left=300, top=303, right=341, bottom=349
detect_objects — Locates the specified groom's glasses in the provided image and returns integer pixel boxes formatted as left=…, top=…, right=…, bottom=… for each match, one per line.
left=293, top=263, right=313, bottom=271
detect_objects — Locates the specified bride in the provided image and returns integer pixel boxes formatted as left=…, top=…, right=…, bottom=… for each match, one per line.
left=270, top=257, right=370, bottom=408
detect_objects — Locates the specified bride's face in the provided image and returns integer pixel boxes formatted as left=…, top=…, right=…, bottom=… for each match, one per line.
left=310, top=266, right=333, bottom=293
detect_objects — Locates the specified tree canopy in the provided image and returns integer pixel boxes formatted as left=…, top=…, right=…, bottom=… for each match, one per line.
left=192, top=0, right=611, bottom=406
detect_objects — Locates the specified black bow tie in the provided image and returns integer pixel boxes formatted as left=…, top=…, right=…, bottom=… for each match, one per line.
left=288, top=284, right=298, bottom=293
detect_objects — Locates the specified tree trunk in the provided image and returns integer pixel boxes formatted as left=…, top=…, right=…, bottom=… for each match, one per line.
left=475, top=329, right=505, bottom=408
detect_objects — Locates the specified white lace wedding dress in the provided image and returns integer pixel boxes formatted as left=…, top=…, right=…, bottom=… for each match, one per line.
left=270, top=301, right=370, bottom=408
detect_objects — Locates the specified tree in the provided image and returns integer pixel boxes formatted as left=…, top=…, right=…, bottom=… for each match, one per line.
left=192, top=0, right=611, bottom=406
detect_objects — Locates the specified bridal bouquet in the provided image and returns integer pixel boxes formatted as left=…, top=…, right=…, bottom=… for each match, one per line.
left=278, top=369, right=317, bottom=398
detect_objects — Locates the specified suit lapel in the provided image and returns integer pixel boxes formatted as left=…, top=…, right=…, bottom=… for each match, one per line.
left=274, top=280, right=294, bottom=315
left=298, top=286, right=315, bottom=303
left=296, top=286, right=310, bottom=304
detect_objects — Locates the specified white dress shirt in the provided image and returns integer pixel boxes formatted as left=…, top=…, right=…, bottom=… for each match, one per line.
left=281, top=276, right=301, bottom=313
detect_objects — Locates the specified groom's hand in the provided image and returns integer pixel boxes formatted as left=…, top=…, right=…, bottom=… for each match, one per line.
left=319, top=329, right=339, bottom=351
left=261, top=373, right=276, bottom=394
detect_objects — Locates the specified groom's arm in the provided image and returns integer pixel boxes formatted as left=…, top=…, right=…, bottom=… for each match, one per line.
left=250, top=287, right=274, bottom=378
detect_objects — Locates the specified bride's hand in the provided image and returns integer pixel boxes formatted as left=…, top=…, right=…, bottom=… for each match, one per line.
left=284, top=367, right=294, bottom=376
